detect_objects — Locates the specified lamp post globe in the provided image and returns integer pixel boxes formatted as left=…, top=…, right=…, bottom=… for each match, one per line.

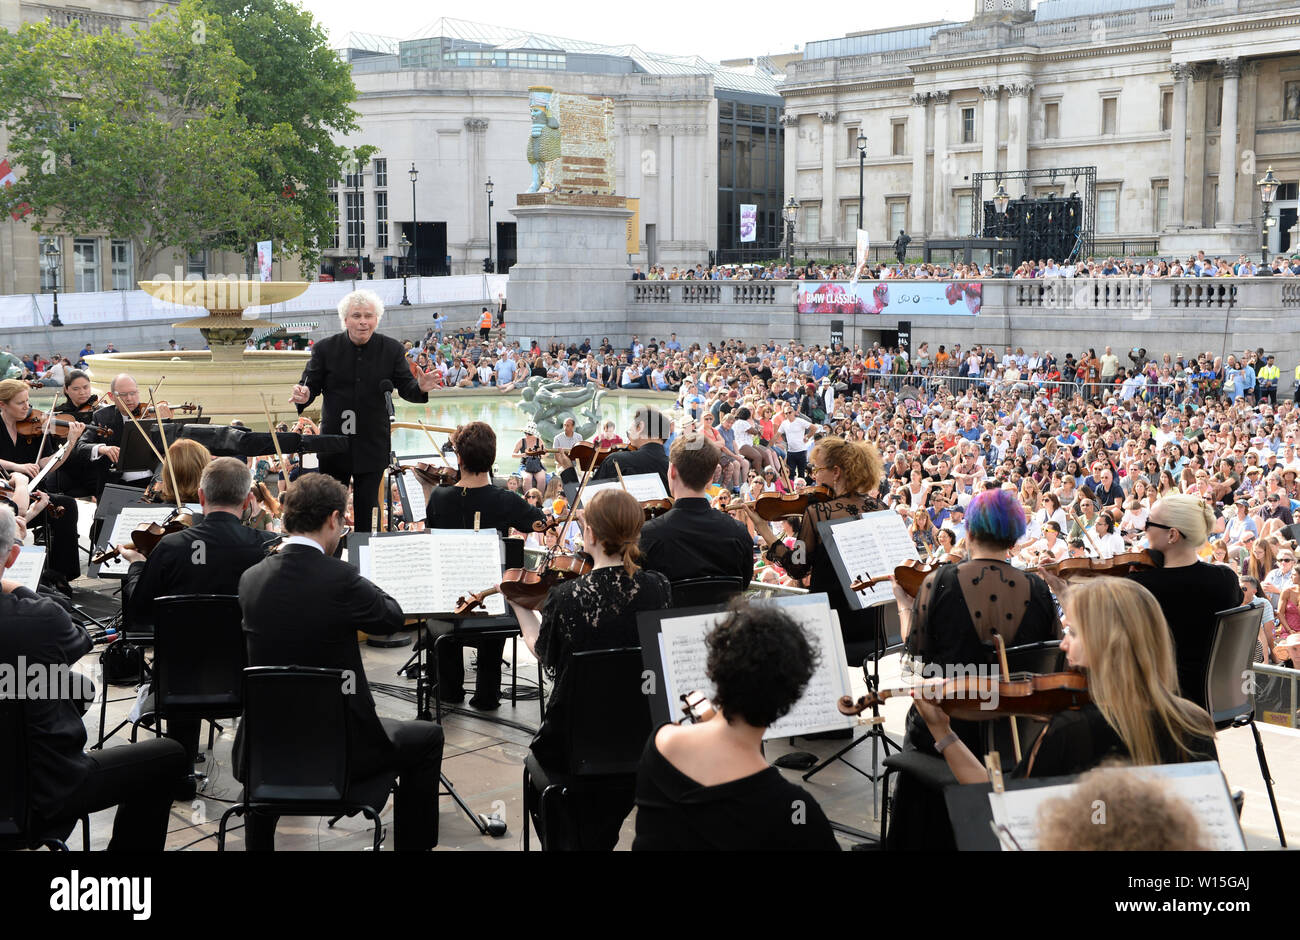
left=398, top=234, right=412, bottom=306
left=44, top=239, right=63, bottom=328
left=783, top=196, right=800, bottom=271
left=1258, top=167, right=1279, bottom=265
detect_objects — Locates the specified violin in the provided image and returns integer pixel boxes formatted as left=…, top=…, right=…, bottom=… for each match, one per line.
left=566, top=440, right=639, bottom=471
left=454, top=552, right=594, bottom=613
left=407, top=462, right=459, bottom=487
left=678, top=690, right=716, bottom=724
left=638, top=497, right=674, bottom=521
left=91, top=508, right=196, bottom=565
left=836, top=670, right=1090, bottom=722
left=14, top=407, right=113, bottom=442
left=57, top=394, right=100, bottom=416
left=850, top=560, right=941, bottom=598
left=1028, top=549, right=1160, bottom=583
left=728, top=484, right=834, bottom=522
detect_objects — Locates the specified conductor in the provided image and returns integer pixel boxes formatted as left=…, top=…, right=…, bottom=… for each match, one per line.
left=289, top=290, right=439, bottom=531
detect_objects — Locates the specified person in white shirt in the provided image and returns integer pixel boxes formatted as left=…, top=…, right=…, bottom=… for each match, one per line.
left=1020, top=521, right=1068, bottom=565
left=777, top=402, right=818, bottom=477
left=1084, top=512, right=1126, bottom=559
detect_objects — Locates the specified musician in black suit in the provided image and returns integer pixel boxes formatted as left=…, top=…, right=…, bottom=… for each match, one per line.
left=236, top=473, right=444, bottom=851
left=592, top=405, right=672, bottom=492
left=0, top=505, right=187, bottom=850
left=118, top=457, right=273, bottom=795
left=289, top=290, right=438, bottom=531
left=425, top=421, right=546, bottom=709
left=639, top=432, right=753, bottom=585
left=74, top=373, right=169, bottom=497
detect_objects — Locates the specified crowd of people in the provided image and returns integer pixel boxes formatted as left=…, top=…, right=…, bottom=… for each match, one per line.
left=629, top=249, right=1300, bottom=284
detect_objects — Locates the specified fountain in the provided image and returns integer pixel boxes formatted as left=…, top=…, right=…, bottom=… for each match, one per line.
left=83, top=279, right=318, bottom=429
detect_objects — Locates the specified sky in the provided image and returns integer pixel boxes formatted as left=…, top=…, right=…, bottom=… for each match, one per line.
left=298, top=0, right=979, bottom=62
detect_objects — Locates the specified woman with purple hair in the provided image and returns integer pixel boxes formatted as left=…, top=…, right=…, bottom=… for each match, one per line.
left=886, top=485, right=1062, bottom=851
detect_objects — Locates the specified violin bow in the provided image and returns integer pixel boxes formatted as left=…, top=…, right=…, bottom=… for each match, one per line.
left=415, top=419, right=455, bottom=471
left=259, top=394, right=293, bottom=514
left=105, top=390, right=167, bottom=467
left=992, top=632, right=1023, bottom=764
left=148, top=389, right=183, bottom=511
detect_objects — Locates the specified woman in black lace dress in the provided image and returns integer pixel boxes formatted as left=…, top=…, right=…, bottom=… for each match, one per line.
left=509, top=487, right=671, bottom=850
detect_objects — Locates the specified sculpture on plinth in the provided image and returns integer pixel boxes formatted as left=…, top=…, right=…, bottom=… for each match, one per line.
left=517, top=376, right=603, bottom=442
left=526, top=85, right=561, bottom=194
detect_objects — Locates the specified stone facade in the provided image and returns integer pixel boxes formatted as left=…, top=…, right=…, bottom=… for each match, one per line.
left=780, top=0, right=1300, bottom=259
left=343, top=65, right=720, bottom=276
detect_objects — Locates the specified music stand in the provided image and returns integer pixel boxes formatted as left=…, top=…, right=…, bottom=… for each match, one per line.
left=116, top=422, right=163, bottom=477
left=800, top=516, right=909, bottom=820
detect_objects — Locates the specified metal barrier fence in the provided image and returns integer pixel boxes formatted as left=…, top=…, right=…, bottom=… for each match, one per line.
left=1252, top=662, right=1299, bottom=730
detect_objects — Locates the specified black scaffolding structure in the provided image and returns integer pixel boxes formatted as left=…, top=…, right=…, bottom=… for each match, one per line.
left=971, top=166, right=1097, bottom=266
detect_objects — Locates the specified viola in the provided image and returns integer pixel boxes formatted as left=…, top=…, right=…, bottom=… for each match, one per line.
left=837, top=670, right=1090, bottom=722
left=91, top=508, right=196, bottom=565
left=407, top=462, right=459, bottom=487
left=566, top=440, right=639, bottom=471
left=14, top=407, right=113, bottom=442
left=728, top=484, right=834, bottom=522
left=678, top=690, right=716, bottom=724
left=454, top=552, right=593, bottom=614
left=1028, top=549, right=1160, bottom=583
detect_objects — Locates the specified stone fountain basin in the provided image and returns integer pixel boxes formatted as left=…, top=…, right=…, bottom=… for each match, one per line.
left=84, top=349, right=316, bottom=430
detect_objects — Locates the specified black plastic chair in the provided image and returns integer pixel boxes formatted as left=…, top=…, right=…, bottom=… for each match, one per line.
left=668, top=577, right=746, bottom=608
left=0, top=701, right=90, bottom=852
left=522, top=648, right=652, bottom=851
left=1205, top=603, right=1286, bottom=847
left=132, top=595, right=245, bottom=761
left=217, top=667, right=395, bottom=851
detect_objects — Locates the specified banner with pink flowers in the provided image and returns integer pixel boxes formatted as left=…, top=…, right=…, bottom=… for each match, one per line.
left=795, top=281, right=982, bottom=316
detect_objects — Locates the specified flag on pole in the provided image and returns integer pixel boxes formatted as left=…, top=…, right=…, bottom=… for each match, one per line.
left=849, top=229, right=870, bottom=285
left=0, top=158, right=33, bottom=220
left=256, top=240, right=273, bottom=281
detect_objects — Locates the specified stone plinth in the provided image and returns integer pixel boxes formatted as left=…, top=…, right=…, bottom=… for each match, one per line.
left=508, top=196, right=633, bottom=344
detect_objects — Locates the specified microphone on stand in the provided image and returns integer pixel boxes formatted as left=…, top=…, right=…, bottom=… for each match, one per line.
left=380, top=380, right=396, bottom=424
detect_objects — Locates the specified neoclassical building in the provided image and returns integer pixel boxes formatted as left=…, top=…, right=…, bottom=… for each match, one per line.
left=336, top=20, right=783, bottom=276
left=780, top=0, right=1300, bottom=260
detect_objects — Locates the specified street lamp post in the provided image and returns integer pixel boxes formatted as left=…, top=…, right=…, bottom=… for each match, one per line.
left=485, top=177, right=495, bottom=274
left=398, top=234, right=411, bottom=306
left=1258, top=166, right=1279, bottom=267
left=783, top=197, right=800, bottom=272
left=351, top=155, right=363, bottom=282
left=409, top=163, right=419, bottom=278
left=856, top=131, right=867, bottom=240
left=44, top=239, right=63, bottom=328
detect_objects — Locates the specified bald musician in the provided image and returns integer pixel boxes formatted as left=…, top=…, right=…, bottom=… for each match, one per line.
left=75, top=373, right=173, bottom=496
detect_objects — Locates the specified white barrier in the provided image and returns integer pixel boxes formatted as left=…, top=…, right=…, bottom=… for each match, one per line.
left=0, top=274, right=509, bottom=328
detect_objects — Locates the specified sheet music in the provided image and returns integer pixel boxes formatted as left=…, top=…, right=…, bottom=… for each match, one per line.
left=97, top=506, right=176, bottom=576
left=656, top=594, right=854, bottom=739
left=581, top=473, right=668, bottom=505
left=358, top=537, right=439, bottom=616
left=987, top=762, right=1244, bottom=851
left=358, top=530, right=504, bottom=616
left=822, top=511, right=922, bottom=609
left=8, top=546, right=46, bottom=588
left=401, top=470, right=428, bottom=524
left=425, top=529, right=505, bottom=615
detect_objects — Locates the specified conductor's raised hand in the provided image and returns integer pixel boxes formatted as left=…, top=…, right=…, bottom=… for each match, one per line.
left=415, top=369, right=439, bottom=393
left=290, top=384, right=310, bottom=405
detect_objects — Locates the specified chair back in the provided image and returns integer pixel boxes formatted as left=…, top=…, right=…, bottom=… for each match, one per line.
left=153, top=595, right=245, bottom=720
left=1003, top=639, right=1065, bottom=676
left=668, top=577, right=746, bottom=608
left=0, top=701, right=26, bottom=840
left=242, top=666, right=351, bottom=802
left=1205, top=604, right=1265, bottom=729
left=563, top=648, right=653, bottom=776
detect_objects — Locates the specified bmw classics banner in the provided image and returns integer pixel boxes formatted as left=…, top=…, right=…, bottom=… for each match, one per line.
left=795, top=280, right=982, bottom=316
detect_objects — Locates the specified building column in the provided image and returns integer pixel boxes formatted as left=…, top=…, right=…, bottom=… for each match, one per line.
left=1167, top=63, right=1192, bottom=229
left=464, top=118, right=489, bottom=252
left=1006, top=82, right=1032, bottom=177
left=1236, top=61, right=1259, bottom=225
left=980, top=85, right=1001, bottom=177
left=930, top=91, right=950, bottom=236
left=909, top=92, right=929, bottom=236
left=1217, top=58, right=1241, bottom=227
left=819, top=110, right=837, bottom=243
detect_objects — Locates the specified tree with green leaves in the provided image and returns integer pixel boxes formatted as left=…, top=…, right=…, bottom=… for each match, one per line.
left=0, top=0, right=368, bottom=277
left=200, top=0, right=371, bottom=275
